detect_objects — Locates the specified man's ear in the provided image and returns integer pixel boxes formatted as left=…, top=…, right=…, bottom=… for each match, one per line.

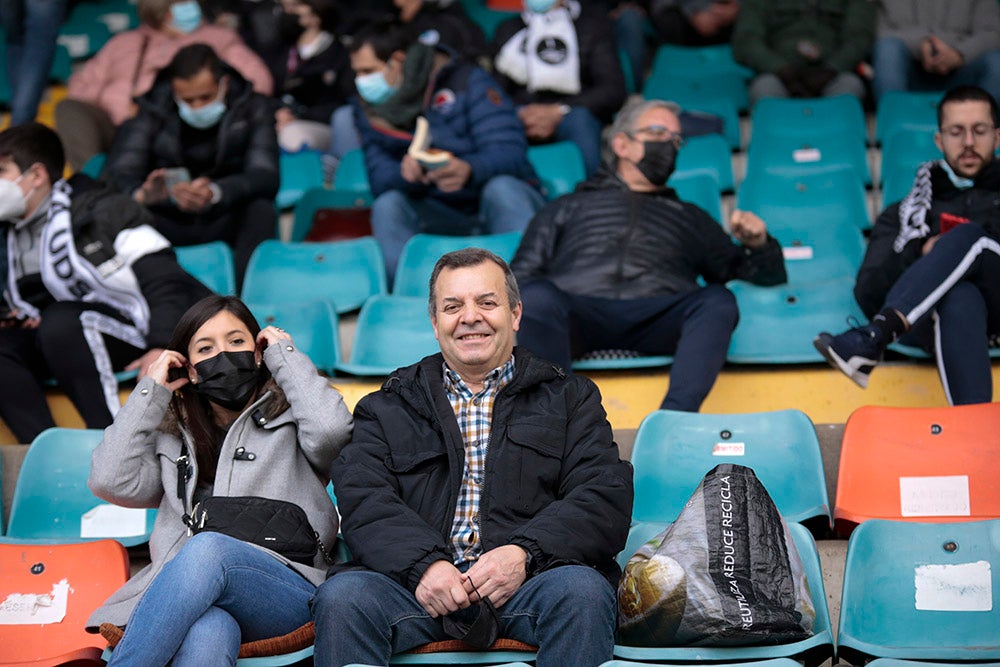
left=610, top=132, right=630, bottom=161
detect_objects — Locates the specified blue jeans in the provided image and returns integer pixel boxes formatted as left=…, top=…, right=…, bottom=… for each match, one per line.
left=551, top=106, right=604, bottom=177
left=327, top=104, right=361, bottom=165
left=311, top=565, right=616, bottom=667
left=371, top=175, right=544, bottom=285
left=614, top=6, right=649, bottom=93
left=517, top=280, right=738, bottom=411
left=884, top=222, right=1000, bottom=405
left=107, top=533, right=316, bottom=667
left=0, top=0, right=67, bottom=125
left=872, top=37, right=1000, bottom=103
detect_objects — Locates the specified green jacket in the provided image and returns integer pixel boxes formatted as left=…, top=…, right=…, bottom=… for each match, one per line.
left=732, top=0, right=876, bottom=73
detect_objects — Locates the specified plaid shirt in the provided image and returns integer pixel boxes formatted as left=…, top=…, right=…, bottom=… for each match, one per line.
left=444, top=356, right=515, bottom=566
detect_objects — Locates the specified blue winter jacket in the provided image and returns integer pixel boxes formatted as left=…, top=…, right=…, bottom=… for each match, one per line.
left=352, top=51, right=539, bottom=214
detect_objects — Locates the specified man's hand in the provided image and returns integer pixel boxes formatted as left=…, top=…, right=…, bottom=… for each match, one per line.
left=415, top=560, right=472, bottom=618
left=922, top=233, right=940, bottom=256
left=690, top=1, right=739, bottom=37
left=172, top=177, right=215, bottom=213
left=425, top=158, right=472, bottom=193
left=518, top=104, right=563, bottom=141
left=730, top=209, right=768, bottom=249
left=401, top=154, right=427, bottom=184
left=275, top=107, right=297, bottom=131
left=135, top=168, right=169, bottom=206
left=125, top=348, right=165, bottom=379
left=463, top=545, right=528, bottom=608
left=921, top=35, right=964, bottom=75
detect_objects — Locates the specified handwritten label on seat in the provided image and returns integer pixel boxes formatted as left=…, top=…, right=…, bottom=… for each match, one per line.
left=0, top=579, right=69, bottom=625
left=915, top=561, right=992, bottom=611
left=792, top=148, right=822, bottom=163
left=80, top=504, right=147, bottom=538
left=899, top=475, right=971, bottom=517
left=712, top=442, right=745, bottom=456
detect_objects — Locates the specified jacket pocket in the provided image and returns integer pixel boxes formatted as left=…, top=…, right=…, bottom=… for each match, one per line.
left=385, top=445, right=449, bottom=516
left=505, top=421, right=565, bottom=515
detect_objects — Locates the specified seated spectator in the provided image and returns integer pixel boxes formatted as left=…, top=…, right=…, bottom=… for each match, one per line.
left=104, top=43, right=279, bottom=289
left=312, top=248, right=633, bottom=667
left=263, top=0, right=356, bottom=153
left=347, top=22, right=544, bottom=285
left=55, top=0, right=273, bottom=172
left=0, top=0, right=67, bottom=126
left=87, top=295, right=353, bottom=664
left=732, top=0, right=874, bottom=104
left=0, top=123, right=211, bottom=444
left=394, top=0, right=489, bottom=62
left=649, top=0, right=739, bottom=47
left=872, top=0, right=1000, bottom=103
left=815, top=85, right=1000, bottom=404
left=491, top=0, right=627, bottom=176
left=511, top=98, right=787, bottom=412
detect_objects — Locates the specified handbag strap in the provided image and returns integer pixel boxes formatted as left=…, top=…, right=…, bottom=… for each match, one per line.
left=177, top=442, right=195, bottom=528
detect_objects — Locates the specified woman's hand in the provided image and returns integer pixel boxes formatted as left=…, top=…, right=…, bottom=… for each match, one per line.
left=147, top=349, right=191, bottom=392
left=256, top=325, right=293, bottom=350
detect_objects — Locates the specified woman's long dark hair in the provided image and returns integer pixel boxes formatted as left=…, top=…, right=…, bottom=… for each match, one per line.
left=167, top=295, right=270, bottom=484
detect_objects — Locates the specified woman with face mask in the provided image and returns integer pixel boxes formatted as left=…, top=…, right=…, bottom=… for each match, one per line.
left=54, top=0, right=273, bottom=172
left=87, top=295, right=353, bottom=665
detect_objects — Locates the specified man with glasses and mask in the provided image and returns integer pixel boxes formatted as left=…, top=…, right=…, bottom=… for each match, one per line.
left=0, top=123, right=210, bottom=444
left=104, top=42, right=278, bottom=290
left=512, top=98, right=786, bottom=412
left=815, top=85, right=1000, bottom=404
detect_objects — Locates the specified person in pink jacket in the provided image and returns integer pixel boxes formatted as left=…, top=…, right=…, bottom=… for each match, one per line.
left=55, top=0, right=273, bottom=171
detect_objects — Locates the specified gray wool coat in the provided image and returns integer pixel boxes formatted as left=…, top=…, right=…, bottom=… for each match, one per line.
left=86, top=341, right=353, bottom=629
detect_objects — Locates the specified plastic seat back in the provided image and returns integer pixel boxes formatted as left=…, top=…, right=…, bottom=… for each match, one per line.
left=726, top=276, right=865, bottom=363
left=746, top=132, right=871, bottom=186
left=737, top=168, right=870, bottom=232
left=336, top=296, right=439, bottom=376
left=875, top=91, right=941, bottom=145
left=603, top=659, right=805, bottom=667
left=880, top=129, right=940, bottom=187
left=0, top=540, right=130, bottom=666
left=769, top=223, right=867, bottom=283
left=571, top=351, right=673, bottom=371
left=241, top=239, right=387, bottom=314
left=614, top=521, right=834, bottom=666
left=276, top=151, right=324, bottom=210
left=835, top=403, right=1000, bottom=536
left=394, top=232, right=523, bottom=297
left=838, top=518, right=1000, bottom=664
left=752, top=95, right=867, bottom=144
left=669, top=171, right=722, bottom=223
left=527, top=141, right=586, bottom=200
left=246, top=300, right=340, bottom=374
left=1, top=428, right=154, bottom=546
left=332, top=148, right=372, bottom=194
left=643, top=80, right=743, bottom=148
left=175, top=241, right=237, bottom=295
left=291, top=187, right=373, bottom=243
left=630, top=409, right=830, bottom=527
left=647, top=44, right=752, bottom=112
left=674, top=134, right=734, bottom=191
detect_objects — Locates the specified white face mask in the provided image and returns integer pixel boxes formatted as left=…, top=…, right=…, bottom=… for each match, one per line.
left=0, top=174, right=28, bottom=222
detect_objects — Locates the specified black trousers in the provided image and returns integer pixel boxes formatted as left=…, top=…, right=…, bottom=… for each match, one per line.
left=0, top=301, right=145, bottom=443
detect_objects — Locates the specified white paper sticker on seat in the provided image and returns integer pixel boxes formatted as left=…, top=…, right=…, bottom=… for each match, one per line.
left=899, top=475, right=971, bottom=517
left=0, top=579, right=70, bottom=625
left=80, top=504, right=147, bottom=538
left=915, top=561, right=992, bottom=611
left=782, top=246, right=814, bottom=260
left=712, top=442, right=745, bottom=456
left=792, top=148, right=822, bottom=163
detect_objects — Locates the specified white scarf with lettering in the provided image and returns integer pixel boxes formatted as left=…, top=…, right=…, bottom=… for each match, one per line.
left=494, top=0, right=581, bottom=96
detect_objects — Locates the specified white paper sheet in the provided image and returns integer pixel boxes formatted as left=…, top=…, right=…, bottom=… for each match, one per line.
left=80, top=504, right=147, bottom=538
left=782, top=246, right=814, bottom=260
left=899, top=475, right=971, bottom=517
left=712, top=442, right=745, bottom=456
left=0, top=579, right=70, bottom=625
left=915, top=561, right=993, bottom=611
left=792, top=148, right=822, bottom=163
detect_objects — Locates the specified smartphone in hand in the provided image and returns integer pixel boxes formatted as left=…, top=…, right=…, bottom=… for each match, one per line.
left=163, top=167, right=191, bottom=191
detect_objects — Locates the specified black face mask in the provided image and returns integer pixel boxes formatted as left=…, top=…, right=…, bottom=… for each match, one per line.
left=191, top=351, right=260, bottom=411
left=635, top=140, right=678, bottom=186
left=442, top=597, right=500, bottom=649
left=278, top=12, right=304, bottom=44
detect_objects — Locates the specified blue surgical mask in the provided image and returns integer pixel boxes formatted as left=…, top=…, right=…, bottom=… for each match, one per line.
left=170, top=1, right=202, bottom=34
left=525, top=0, right=558, bottom=13
left=177, top=93, right=226, bottom=129
left=355, top=70, right=398, bottom=105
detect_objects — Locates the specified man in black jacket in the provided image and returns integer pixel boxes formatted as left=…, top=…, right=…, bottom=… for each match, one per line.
left=815, top=85, right=1000, bottom=404
left=312, top=248, right=633, bottom=667
left=105, top=43, right=279, bottom=288
left=0, top=123, right=211, bottom=443
left=512, top=98, right=787, bottom=412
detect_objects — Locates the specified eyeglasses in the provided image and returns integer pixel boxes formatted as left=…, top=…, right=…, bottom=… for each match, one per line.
left=940, top=123, right=997, bottom=141
left=628, top=124, right=684, bottom=147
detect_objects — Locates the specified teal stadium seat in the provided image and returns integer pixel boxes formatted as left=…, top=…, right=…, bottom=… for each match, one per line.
left=630, top=409, right=831, bottom=528
left=391, top=652, right=536, bottom=665
left=0, top=428, right=155, bottom=546
left=571, top=350, right=673, bottom=371
left=49, top=42, right=73, bottom=83
left=880, top=128, right=940, bottom=187
left=276, top=150, right=324, bottom=210
left=752, top=95, right=867, bottom=144
left=647, top=44, right=752, bottom=112
left=335, top=295, right=439, bottom=376
left=643, top=82, right=742, bottom=149
left=726, top=276, right=866, bottom=363
left=175, top=241, right=237, bottom=295
left=736, top=168, right=870, bottom=231
left=746, top=133, right=871, bottom=186
left=614, top=521, right=834, bottom=666
left=80, top=151, right=106, bottom=178
left=675, top=134, right=734, bottom=192
left=290, top=187, right=373, bottom=242
left=393, top=231, right=523, bottom=297
left=669, top=170, right=722, bottom=223
left=333, top=148, right=373, bottom=194
left=527, top=141, right=586, bottom=200
left=237, top=645, right=315, bottom=666
left=769, top=223, right=867, bottom=283
left=246, top=300, right=340, bottom=375
left=838, top=518, right=1000, bottom=664
left=460, top=1, right=517, bottom=40
left=602, top=659, right=805, bottom=667
left=875, top=90, right=941, bottom=146
left=56, top=15, right=112, bottom=59
left=241, top=238, right=387, bottom=314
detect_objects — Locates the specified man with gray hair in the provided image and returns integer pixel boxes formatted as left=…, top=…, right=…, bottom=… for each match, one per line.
left=512, top=98, right=787, bottom=411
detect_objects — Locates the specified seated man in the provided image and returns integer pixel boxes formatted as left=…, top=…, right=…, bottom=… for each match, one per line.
left=732, top=0, right=875, bottom=104
left=872, top=0, right=1000, bottom=103
left=104, top=43, right=279, bottom=289
left=649, top=0, right=740, bottom=47
left=512, top=98, right=787, bottom=412
left=312, top=248, right=633, bottom=667
left=0, top=123, right=211, bottom=443
left=348, top=22, right=544, bottom=285
left=491, top=0, right=627, bottom=176
left=815, top=85, right=1000, bottom=404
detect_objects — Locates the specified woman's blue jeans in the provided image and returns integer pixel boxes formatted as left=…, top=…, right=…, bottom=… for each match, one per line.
left=107, top=532, right=316, bottom=667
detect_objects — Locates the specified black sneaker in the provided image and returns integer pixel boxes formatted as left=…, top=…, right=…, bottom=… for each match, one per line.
left=813, top=323, right=888, bottom=388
